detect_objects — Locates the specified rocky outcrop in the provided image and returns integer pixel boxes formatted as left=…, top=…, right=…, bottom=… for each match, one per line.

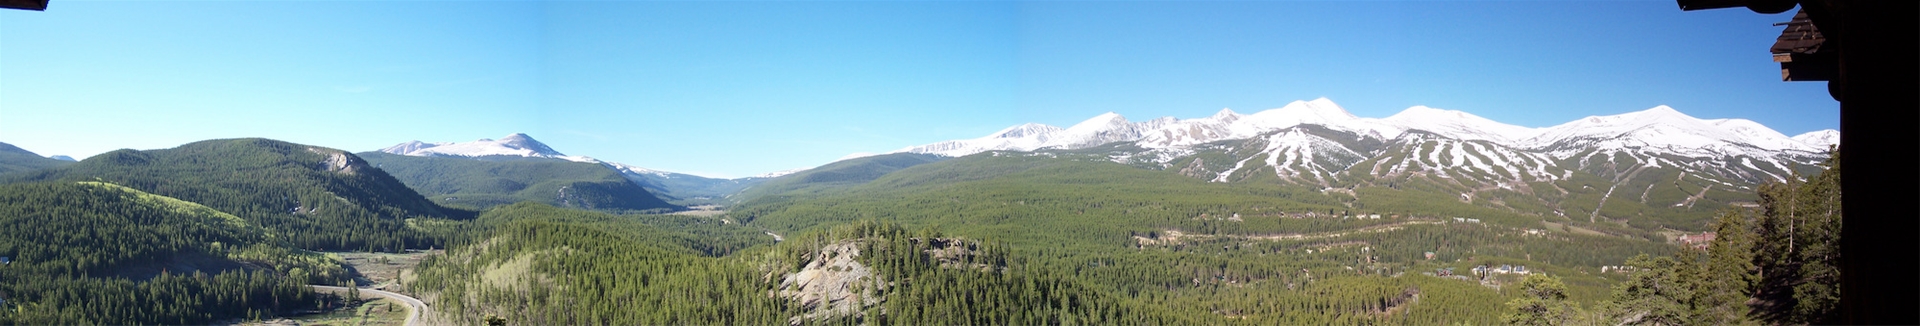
left=310, top=148, right=366, bottom=175
left=775, top=240, right=885, bottom=325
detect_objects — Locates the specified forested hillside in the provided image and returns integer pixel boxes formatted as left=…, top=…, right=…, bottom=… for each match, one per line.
left=1502, top=149, right=1843, bottom=325
left=719, top=152, right=1694, bottom=323
left=360, top=152, right=680, bottom=212
left=4, top=138, right=467, bottom=251
left=732, top=153, right=944, bottom=203
left=0, top=142, right=70, bottom=175
left=406, top=203, right=784, bottom=325
left=0, top=182, right=343, bottom=324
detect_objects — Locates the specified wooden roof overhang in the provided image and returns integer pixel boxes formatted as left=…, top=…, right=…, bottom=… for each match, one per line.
left=0, top=0, right=47, bottom=11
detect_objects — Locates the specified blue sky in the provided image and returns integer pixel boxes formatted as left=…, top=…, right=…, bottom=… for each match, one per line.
left=1, top=1, right=1832, bottom=178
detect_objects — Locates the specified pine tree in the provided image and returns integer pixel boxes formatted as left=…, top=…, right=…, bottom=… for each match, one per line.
left=1505, top=274, right=1577, bottom=326
left=1697, top=209, right=1757, bottom=325
left=1606, top=254, right=1694, bottom=325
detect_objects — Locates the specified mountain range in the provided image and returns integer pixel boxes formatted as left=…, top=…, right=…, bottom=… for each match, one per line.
left=896, top=98, right=1831, bottom=185
left=375, top=133, right=769, bottom=206
left=0, top=142, right=74, bottom=174
left=879, top=98, right=1834, bottom=230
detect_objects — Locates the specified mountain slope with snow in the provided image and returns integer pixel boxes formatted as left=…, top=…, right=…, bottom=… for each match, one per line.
left=1792, top=129, right=1839, bottom=149
left=382, top=133, right=569, bottom=158
left=374, top=133, right=771, bottom=206
left=887, top=99, right=1832, bottom=230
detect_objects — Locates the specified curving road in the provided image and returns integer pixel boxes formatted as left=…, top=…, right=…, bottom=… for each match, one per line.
left=309, top=285, right=427, bottom=326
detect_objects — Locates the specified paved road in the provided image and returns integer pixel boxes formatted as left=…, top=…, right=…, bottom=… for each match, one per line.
left=310, top=285, right=426, bottom=326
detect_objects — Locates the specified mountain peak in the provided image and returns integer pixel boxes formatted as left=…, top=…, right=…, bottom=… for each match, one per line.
left=1065, top=112, right=1131, bottom=132
left=495, top=133, right=563, bottom=156
left=1633, top=105, right=1694, bottom=120
left=1085, top=111, right=1127, bottom=122
left=1278, top=98, right=1357, bottom=120
left=992, top=123, right=1063, bottom=139
left=1792, top=129, right=1840, bottom=149
left=1382, top=105, right=1537, bottom=143
left=379, top=140, right=442, bottom=155
left=1211, top=108, right=1241, bottom=120
left=380, top=133, right=564, bottom=158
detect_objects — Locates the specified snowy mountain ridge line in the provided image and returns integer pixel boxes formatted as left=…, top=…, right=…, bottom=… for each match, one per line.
left=377, top=133, right=675, bottom=178
left=894, top=98, right=1834, bottom=158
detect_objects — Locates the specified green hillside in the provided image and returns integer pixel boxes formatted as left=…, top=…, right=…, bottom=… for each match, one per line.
left=0, top=182, right=346, bottom=324
left=4, top=138, right=465, bottom=251
left=360, top=152, right=680, bottom=212
left=396, top=147, right=1836, bottom=325
left=732, top=152, right=944, bottom=203
left=0, top=142, right=71, bottom=175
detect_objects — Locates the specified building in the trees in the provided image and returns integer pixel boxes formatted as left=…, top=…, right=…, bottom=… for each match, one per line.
left=1679, top=232, right=1716, bottom=250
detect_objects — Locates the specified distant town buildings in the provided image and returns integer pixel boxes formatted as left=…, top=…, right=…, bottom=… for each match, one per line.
left=1679, top=232, right=1717, bottom=250
left=1484, top=264, right=1532, bottom=275
left=1600, top=265, right=1637, bottom=274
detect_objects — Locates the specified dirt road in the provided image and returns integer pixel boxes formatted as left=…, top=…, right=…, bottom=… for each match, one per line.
left=310, top=285, right=427, bottom=326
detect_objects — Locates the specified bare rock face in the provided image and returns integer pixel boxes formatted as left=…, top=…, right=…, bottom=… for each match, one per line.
left=775, top=240, right=885, bottom=325
left=309, top=148, right=366, bottom=175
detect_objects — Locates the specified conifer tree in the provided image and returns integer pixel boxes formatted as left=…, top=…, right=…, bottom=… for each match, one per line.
left=1505, top=274, right=1576, bottom=326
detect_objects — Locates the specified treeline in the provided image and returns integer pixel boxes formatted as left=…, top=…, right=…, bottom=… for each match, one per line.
left=2, top=270, right=319, bottom=325
left=0, top=182, right=334, bottom=324
left=1505, top=149, right=1842, bottom=325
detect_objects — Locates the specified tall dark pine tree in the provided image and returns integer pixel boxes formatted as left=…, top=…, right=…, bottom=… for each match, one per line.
left=1750, top=148, right=1841, bottom=324
left=1697, top=209, right=1757, bottom=324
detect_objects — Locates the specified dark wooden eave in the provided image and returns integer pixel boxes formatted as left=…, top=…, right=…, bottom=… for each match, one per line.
left=0, top=0, right=47, bottom=11
left=1772, top=9, right=1834, bottom=81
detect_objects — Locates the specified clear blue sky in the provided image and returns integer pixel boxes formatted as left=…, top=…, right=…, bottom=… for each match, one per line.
left=1, top=1, right=1834, bottom=178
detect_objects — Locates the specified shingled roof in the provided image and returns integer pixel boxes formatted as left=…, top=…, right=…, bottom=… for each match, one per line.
left=1770, top=8, right=1834, bottom=81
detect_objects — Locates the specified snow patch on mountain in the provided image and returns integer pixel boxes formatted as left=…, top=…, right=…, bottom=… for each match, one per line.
left=379, top=133, right=676, bottom=178
left=1523, top=105, right=1817, bottom=158
left=1381, top=106, right=1538, bottom=144
left=1791, top=129, right=1839, bottom=149
left=380, top=133, right=568, bottom=158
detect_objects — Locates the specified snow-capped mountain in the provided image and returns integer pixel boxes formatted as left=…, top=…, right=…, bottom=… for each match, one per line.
left=1522, top=105, right=1816, bottom=158
left=1380, top=105, right=1538, bottom=144
left=892, top=98, right=1837, bottom=188
left=378, top=133, right=684, bottom=177
left=888, top=98, right=1835, bottom=224
left=380, top=133, right=569, bottom=158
